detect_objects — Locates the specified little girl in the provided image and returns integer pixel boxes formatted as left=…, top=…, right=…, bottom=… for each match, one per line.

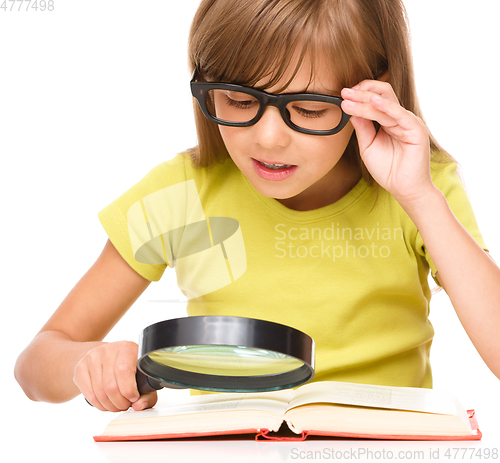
left=15, top=0, right=500, bottom=413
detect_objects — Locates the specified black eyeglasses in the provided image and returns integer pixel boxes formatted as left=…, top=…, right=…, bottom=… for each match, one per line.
left=190, top=70, right=351, bottom=136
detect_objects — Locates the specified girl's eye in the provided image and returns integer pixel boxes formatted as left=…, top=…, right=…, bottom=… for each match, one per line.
left=291, top=104, right=328, bottom=118
left=225, top=92, right=258, bottom=110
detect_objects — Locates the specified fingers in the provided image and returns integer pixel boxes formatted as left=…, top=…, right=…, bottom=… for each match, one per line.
left=349, top=80, right=399, bottom=103
left=341, top=87, right=403, bottom=129
left=341, top=81, right=426, bottom=142
left=114, top=343, right=141, bottom=404
left=74, top=359, right=108, bottom=411
left=347, top=115, right=378, bottom=155
left=132, top=390, right=158, bottom=411
left=74, top=341, right=142, bottom=412
left=92, top=360, right=125, bottom=412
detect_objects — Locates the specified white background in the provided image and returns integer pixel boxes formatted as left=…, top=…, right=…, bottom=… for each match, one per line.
left=1, top=1, right=499, bottom=462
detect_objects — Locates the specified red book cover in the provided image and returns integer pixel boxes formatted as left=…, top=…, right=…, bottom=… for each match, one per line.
left=94, top=410, right=481, bottom=442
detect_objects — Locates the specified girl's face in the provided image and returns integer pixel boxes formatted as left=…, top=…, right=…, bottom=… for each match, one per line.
left=218, top=56, right=358, bottom=211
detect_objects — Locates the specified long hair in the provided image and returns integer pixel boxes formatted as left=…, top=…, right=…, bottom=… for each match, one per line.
left=187, top=0, right=453, bottom=182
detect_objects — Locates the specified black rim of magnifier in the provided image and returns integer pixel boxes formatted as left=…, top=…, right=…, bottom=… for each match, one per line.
left=137, top=316, right=315, bottom=393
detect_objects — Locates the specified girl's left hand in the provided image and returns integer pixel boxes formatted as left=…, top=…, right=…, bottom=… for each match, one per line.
left=340, top=81, right=435, bottom=205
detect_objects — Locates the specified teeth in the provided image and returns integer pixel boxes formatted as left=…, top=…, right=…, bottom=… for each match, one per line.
left=260, top=161, right=292, bottom=170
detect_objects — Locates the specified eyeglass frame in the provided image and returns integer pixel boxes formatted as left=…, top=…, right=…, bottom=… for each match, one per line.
left=190, top=69, right=352, bottom=136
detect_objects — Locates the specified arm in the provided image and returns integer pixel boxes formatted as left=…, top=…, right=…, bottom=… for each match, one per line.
left=341, top=80, right=500, bottom=380
left=401, top=189, right=500, bottom=378
left=14, top=239, right=156, bottom=411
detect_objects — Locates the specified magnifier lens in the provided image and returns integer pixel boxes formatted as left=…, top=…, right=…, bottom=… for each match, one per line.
left=138, top=316, right=315, bottom=392
left=147, top=345, right=304, bottom=376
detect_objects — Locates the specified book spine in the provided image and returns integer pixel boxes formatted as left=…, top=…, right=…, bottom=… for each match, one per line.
left=256, top=430, right=308, bottom=441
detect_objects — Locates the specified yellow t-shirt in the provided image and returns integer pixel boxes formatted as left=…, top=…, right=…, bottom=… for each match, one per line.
left=98, top=152, right=487, bottom=388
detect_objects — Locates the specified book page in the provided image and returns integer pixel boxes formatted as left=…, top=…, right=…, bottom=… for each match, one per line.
left=110, top=389, right=293, bottom=422
left=288, top=381, right=463, bottom=416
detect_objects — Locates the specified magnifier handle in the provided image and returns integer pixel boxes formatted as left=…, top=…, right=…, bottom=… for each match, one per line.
left=135, top=369, right=163, bottom=394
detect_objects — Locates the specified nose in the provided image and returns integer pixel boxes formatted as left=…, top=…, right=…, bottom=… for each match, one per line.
left=252, top=106, right=291, bottom=149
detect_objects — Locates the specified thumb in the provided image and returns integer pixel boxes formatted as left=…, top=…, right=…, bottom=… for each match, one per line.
left=131, top=390, right=158, bottom=411
left=349, top=116, right=377, bottom=156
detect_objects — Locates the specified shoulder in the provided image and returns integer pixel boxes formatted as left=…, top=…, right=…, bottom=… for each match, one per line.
left=429, top=158, right=460, bottom=185
left=138, top=152, right=195, bottom=190
left=372, top=157, right=464, bottom=230
left=141, top=152, right=235, bottom=189
left=98, top=152, right=240, bottom=233
left=113, top=152, right=236, bottom=203
left=428, top=158, right=471, bottom=204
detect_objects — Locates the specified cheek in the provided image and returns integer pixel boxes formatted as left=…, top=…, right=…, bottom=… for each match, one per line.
left=329, top=123, right=355, bottom=158
left=336, top=122, right=355, bottom=149
left=218, top=125, right=229, bottom=141
left=308, top=123, right=355, bottom=158
left=218, top=126, right=244, bottom=153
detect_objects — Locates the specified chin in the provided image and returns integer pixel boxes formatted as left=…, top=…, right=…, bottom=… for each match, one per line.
left=252, top=182, right=302, bottom=200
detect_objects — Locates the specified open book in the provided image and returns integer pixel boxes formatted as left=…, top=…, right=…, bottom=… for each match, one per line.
left=94, top=381, right=481, bottom=441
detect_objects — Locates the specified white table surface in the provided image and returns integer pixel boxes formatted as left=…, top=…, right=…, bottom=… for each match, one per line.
left=7, top=375, right=500, bottom=463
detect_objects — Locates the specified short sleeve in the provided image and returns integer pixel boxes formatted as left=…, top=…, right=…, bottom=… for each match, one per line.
left=98, top=154, right=191, bottom=282
left=415, top=161, right=488, bottom=286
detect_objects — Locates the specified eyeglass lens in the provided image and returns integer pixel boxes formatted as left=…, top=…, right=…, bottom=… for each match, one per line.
left=206, top=89, right=343, bottom=131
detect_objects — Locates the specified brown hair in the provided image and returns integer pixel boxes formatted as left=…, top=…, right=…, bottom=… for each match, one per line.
left=187, top=0, right=453, bottom=181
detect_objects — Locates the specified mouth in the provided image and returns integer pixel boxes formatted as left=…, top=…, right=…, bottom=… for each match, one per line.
left=251, top=158, right=297, bottom=181
left=257, top=160, right=294, bottom=170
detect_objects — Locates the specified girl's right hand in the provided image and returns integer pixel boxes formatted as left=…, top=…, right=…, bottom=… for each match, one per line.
left=73, top=340, right=158, bottom=412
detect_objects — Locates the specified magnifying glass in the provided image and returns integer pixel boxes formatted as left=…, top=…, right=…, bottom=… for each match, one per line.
left=136, top=315, right=315, bottom=394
